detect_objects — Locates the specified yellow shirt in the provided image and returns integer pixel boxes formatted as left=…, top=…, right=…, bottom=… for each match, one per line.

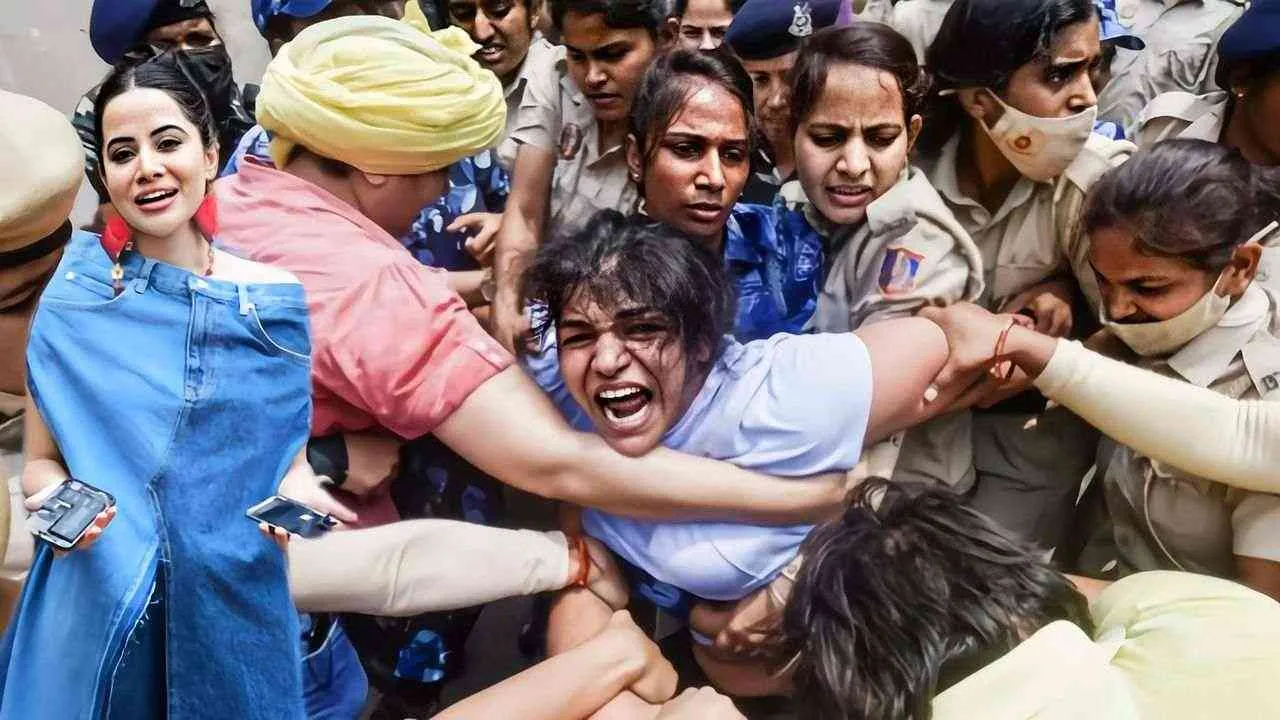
left=933, top=571, right=1280, bottom=720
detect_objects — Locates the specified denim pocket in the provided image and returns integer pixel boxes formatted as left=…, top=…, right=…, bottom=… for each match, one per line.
left=246, top=303, right=312, bottom=367
left=41, top=269, right=131, bottom=310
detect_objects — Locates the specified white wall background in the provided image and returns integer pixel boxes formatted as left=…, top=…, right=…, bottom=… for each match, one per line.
left=0, top=0, right=274, bottom=226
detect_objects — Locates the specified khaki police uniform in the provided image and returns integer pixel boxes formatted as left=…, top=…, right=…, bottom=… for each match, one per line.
left=1084, top=285, right=1280, bottom=579
left=920, top=131, right=1133, bottom=548
left=1097, top=0, right=1243, bottom=131
left=890, top=0, right=954, bottom=64
left=804, top=167, right=984, bottom=491
left=505, top=43, right=638, bottom=233
left=496, top=35, right=562, bottom=170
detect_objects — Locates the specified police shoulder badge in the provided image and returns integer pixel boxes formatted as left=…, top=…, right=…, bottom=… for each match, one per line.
left=788, top=2, right=813, bottom=38
left=878, top=245, right=925, bottom=295
left=559, top=123, right=584, bottom=161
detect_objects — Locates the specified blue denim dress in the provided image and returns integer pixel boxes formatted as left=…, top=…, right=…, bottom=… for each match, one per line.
left=0, top=232, right=309, bottom=719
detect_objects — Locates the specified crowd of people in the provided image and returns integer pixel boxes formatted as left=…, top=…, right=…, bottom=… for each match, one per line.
left=1, top=0, right=1279, bottom=717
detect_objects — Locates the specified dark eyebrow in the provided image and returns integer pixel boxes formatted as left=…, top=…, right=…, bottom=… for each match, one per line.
left=614, top=306, right=666, bottom=322
left=558, top=317, right=595, bottom=331
left=151, top=124, right=186, bottom=138
left=1047, top=58, right=1089, bottom=75
left=1087, top=260, right=1166, bottom=284
left=591, top=42, right=632, bottom=56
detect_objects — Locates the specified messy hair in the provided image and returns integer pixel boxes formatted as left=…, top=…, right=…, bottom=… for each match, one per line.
left=783, top=479, right=1093, bottom=720
left=522, top=210, right=735, bottom=369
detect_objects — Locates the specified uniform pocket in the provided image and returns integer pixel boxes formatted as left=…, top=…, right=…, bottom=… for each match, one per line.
left=246, top=302, right=312, bottom=366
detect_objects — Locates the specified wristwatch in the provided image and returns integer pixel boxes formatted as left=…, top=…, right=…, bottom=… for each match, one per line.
left=306, top=434, right=349, bottom=487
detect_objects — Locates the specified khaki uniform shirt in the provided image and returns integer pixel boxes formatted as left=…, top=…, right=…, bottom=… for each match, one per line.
left=496, top=35, right=561, bottom=170
left=806, top=167, right=984, bottom=491
left=890, top=0, right=954, bottom=64
left=919, top=132, right=1133, bottom=312
left=506, top=42, right=637, bottom=233
left=1097, top=0, right=1243, bottom=131
left=1099, top=285, right=1280, bottom=578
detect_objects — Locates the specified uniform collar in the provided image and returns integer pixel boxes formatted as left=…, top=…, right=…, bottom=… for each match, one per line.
left=1167, top=284, right=1271, bottom=388
left=929, top=133, right=1039, bottom=228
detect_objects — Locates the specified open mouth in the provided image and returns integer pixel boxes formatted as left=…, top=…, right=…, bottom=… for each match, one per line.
left=826, top=185, right=872, bottom=208
left=135, top=188, right=178, bottom=207
left=477, top=45, right=504, bottom=62
left=686, top=202, right=724, bottom=222
left=588, top=93, right=621, bottom=107
left=594, top=384, right=653, bottom=425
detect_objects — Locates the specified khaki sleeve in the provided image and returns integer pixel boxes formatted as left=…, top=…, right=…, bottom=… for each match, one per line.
left=1035, top=340, right=1280, bottom=494
left=289, top=521, right=571, bottom=615
left=508, top=53, right=565, bottom=152
left=850, top=224, right=977, bottom=329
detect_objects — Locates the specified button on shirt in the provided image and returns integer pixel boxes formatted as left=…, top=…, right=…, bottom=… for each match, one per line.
left=1098, top=0, right=1244, bottom=130
left=1099, top=285, right=1280, bottom=579
left=216, top=160, right=512, bottom=439
left=526, top=332, right=873, bottom=601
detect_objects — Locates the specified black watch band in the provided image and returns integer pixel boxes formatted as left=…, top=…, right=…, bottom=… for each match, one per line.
left=306, top=434, right=349, bottom=487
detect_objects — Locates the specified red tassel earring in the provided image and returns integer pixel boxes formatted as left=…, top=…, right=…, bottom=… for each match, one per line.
left=102, top=213, right=133, bottom=295
left=194, top=193, right=219, bottom=239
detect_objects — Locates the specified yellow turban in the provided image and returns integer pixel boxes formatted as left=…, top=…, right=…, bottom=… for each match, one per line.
left=257, top=16, right=505, bottom=176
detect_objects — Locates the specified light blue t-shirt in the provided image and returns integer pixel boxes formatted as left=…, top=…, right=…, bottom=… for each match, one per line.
left=525, top=331, right=873, bottom=600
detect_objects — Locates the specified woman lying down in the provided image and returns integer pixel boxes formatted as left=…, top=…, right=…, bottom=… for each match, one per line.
left=519, top=211, right=1280, bottom=719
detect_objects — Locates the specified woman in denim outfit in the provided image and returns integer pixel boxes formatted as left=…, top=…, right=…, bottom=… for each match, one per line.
left=0, top=53, right=349, bottom=719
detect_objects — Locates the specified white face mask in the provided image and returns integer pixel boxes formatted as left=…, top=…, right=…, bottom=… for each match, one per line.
left=1102, top=274, right=1231, bottom=357
left=978, top=92, right=1097, bottom=182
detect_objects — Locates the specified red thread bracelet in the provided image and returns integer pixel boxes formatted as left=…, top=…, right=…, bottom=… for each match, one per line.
left=990, top=317, right=1017, bottom=381
left=569, top=535, right=592, bottom=588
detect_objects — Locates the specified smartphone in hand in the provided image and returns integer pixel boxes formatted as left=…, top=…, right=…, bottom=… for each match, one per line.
left=246, top=496, right=336, bottom=539
left=27, top=479, right=116, bottom=551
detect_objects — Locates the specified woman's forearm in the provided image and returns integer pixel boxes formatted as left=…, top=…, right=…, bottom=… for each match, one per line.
left=435, top=367, right=845, bottom=523
left=435, top=621, right=645, bottom=720
left=1032, top=337, right=1280, bottom=493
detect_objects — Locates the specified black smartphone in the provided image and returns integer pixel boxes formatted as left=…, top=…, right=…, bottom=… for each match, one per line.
left=245, top=496, right=336, bottom=539
left=26, top=479, right=116, bottom=551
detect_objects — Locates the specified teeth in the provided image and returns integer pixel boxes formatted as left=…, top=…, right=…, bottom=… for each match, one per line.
left=138, top=190, right=175, bottom=202
left=599, top=387, right=642, bottom=400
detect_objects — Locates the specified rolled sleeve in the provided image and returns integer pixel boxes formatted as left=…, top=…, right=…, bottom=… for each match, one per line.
left=508, top=48, right=565, bottom=152
left=314, top=262, right=512, bottom=439
left=1232, top=492, right=1280, bottom=564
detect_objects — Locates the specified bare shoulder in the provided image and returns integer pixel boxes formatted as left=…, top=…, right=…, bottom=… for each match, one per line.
left=211, top=249, right=301, bottom=286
